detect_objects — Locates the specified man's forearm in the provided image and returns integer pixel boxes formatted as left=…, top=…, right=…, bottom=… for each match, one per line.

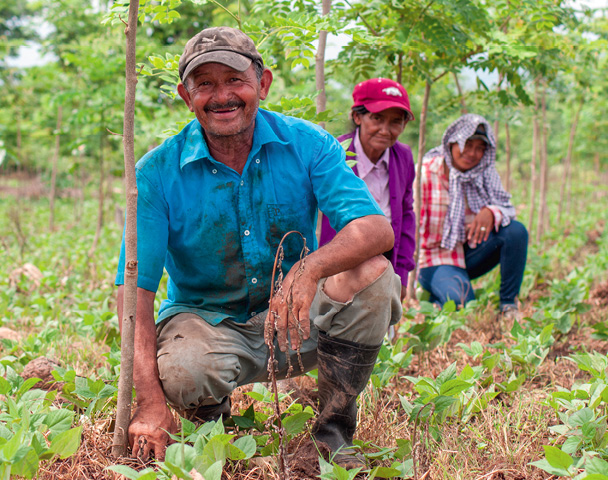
left=117, top=286, right=166, bottom=405
left=307, top=214, right=394, bottom=281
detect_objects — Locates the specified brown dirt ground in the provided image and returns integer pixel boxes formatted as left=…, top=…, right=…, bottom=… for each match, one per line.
left=33, top=300, right=608, bottom=480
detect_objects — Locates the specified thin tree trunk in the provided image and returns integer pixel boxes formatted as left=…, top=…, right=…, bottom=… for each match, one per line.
left=505, top=122, right=511, bottom=191
left=112, top=0, right=140, bottom=458
left=557, top=96, right=583, bottom=224
left=49, top=105, right=62, bottom=231
left=527, top=85, right=539, bottom=239
left=407, top=80, right=432, bottom=301
left=593, top=152, right=601, bottom=203
left=89, top=123, right=106, bottom=257
left=397, top=53, right=403, bottom=85
left=16, top=110, right=22, bottom=166
left=536, top=86, right=549, bottom=242
left=453, top=72, right=467, bottom=114
left=314, top=0, right=331, bottom=129
left=494, top=73, right=504, bottom=152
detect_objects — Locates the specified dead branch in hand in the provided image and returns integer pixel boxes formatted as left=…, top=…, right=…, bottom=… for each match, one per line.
left=265, top=230, right=310, bottom=480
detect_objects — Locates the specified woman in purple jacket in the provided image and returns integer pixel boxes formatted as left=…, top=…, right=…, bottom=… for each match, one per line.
left=320, top=78, right=416, bottom=301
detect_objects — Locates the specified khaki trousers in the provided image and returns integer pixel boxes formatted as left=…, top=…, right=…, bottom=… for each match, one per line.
left=156, top=263, right=402, bottom=410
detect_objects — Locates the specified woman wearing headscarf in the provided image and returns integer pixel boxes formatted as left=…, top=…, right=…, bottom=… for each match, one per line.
left=319, top=78, right=416, bottom=301
left=418, top=113, right=528, bottom=316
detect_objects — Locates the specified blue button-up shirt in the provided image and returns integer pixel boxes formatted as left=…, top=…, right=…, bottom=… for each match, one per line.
left=116, top=109, right=383, bottom=325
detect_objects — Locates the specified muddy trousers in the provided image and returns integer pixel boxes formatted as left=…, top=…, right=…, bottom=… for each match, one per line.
left=156, top=262, right=402, bottom=411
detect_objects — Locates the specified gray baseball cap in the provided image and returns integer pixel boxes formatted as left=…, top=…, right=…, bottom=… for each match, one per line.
left=468, top=124, right=490, bottom=144
left=179, top=27, right=264, bottom=82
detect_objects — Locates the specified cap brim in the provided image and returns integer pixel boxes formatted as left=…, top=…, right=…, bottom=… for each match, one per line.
left=182, top=51, right=253, bottom=81
left=363, top=100, right=415, bottom=121
left=468, top=134, right=490, bottom=144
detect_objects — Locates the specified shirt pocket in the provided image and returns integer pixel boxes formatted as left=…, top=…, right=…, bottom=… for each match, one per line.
left=266, top=199, right=310, bottom=263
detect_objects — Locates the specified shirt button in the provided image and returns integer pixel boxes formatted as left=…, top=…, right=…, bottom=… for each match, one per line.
left=212, top=169, right=218, bottom=174
left=240, top=180, right=244, bottom=186
left=251, top=278, right=258, bottom=284
left=255, top=159, right=260, bottom=164
left=244, top=230, right=250, bottom=236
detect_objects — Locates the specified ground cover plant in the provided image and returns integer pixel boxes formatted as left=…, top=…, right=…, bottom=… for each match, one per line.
left=2, top=0, right=608, bottom=479
left=0, top=162, right=607, bottom=479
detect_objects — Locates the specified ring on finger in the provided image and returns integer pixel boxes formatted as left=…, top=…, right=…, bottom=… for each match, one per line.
left=480, top=227, right=487, bottom=231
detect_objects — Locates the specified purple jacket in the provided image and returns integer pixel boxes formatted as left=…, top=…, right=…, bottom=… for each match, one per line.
left=319, top=131, right=416, bottom=286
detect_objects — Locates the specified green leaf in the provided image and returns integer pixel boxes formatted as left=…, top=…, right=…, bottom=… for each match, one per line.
left=569, top=407, right=594, bottom=427
left=165, top=443, right=197, bottom=471
left=48, top=426, right=82, bottom=459
left=11, top=447, right=39, bottom=479
left=283, top=411, right=314, bottom=436
left=232, top=436, right=256, bottom=459
left=439, top=379, right=473, bottom=396
left=587, top=456, right=608, bottom=475
left=106, top=465, right=144, bottom=480
left=43, top=410, right=75, bottom=439
left=369, top=466, right=401, bottom=478
left=543, top=445, right=573, bottom=474
left=200, top=460, right=223, bottom=480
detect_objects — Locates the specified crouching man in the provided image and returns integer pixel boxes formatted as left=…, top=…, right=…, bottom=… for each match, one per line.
left=115, top=26, right=402, bottom=468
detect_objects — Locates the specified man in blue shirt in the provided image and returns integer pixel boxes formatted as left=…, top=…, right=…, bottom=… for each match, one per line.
left=116, top=26, right=402, bottom=468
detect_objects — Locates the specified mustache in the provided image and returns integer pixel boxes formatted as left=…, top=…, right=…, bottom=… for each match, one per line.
left=204, top=100, right=245, bottom=112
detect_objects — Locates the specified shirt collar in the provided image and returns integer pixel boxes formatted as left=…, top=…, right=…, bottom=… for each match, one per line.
left=179, top=109, right=288, bottom=170
left=429, top=154, right=445, bottom=174
left=353, top=128, right=389, bottom=178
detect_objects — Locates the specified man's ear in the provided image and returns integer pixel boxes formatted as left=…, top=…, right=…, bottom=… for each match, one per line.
left=352, top=111, right=362, bottom=126
left=177, top=83, right=194, bottom=112
left=259, top=68, right=273, bottom=101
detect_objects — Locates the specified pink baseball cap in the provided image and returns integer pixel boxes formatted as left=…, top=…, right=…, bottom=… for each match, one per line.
left=352, top=78, right=415, bottom=121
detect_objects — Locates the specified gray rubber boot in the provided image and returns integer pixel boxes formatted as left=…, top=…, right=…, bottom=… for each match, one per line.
left=311, top=332, right=382, bottom=469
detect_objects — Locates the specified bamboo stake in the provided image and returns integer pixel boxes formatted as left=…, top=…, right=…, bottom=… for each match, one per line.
left=452, top=72, right=467, bottom=114
left=557, top=96, right=583, bottom=224
left=504, top=122, right=511, bottom=191
left=49, top=105, right=62, bottom=231
left=89, top=114, right=106, bottom=257
left=527, top=84, right=539, bottom=240
left=536, top=86, right=549, bottom=242
left=406, top=80, right=431, bottom=301
left=112, top=0, right=140, bottom=458
left=315, top=0, right=331, bottom=130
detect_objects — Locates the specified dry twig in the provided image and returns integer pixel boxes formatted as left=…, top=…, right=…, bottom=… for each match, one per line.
left=265, top=230, right=310, bottom=480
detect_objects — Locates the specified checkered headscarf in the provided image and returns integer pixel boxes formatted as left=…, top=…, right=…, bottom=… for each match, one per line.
left=423, top=114, right=515, bottom=251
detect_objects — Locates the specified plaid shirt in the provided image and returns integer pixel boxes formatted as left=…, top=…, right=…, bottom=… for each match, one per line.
left=419, top=155, right=502, bottom=269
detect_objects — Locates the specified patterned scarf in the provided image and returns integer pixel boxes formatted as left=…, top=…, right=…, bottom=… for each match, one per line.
left=423, top=114, right=515, bottom=251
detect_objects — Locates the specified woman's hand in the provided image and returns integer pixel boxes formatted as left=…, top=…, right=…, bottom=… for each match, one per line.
left=466, top=207, right=494, bottom=247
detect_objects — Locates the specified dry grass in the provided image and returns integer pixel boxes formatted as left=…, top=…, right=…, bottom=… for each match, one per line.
left=29, top=300, right=608, bottom=479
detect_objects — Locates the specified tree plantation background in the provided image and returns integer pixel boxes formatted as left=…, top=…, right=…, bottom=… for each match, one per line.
left=1, top=0, right=608, bottom=479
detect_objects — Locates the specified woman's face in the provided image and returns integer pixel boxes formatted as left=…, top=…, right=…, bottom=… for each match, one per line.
left=450, top=138, right=487, bottom=172
left=353, top=107, right=407, bottom=162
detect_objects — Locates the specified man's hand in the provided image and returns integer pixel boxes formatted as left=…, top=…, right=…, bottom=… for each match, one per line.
left=129, top=403, right=177, bottom=461
left=466, top=207, right=494, bottom=247
left=268, top=260, right=319, bottom=352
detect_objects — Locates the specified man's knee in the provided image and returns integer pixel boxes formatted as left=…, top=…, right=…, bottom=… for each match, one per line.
left=159, top=349, right=240, bottom=410
left=323, top=255, right=390, bottom=303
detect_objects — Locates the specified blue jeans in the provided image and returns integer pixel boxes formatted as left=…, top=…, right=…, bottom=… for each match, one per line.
left=418, top=221, right=528, bottom=309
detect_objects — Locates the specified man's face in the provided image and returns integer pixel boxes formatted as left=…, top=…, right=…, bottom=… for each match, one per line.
left=450, top=138, right=487, bottom=172
left=177, top=62, right=272, bottom=139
